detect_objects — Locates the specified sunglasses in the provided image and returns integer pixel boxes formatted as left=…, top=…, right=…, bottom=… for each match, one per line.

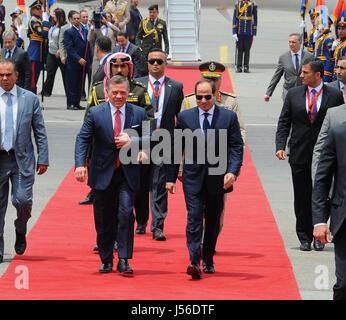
left=196, top=94, right=213, bottom=100
left=148, top=58, right=165, bottom=65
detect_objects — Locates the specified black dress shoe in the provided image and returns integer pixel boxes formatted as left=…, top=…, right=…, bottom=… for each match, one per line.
left=313, top=239, right=325, bottom=251
left=244, top=67, right=250, bottom=73
left=93, top=244, right=99, bottom=252
left=187, top=263, right=202, bottom=279
left=67, top=105, right=78, bottom=110
left=114, top=241, right=118, bottom=252
left=0, top=255, right=3, bottom=263
left=236, top=67, right=242, bottom=73
left=78, top=193, right=93, bottom=205
left=116, top=259, right=133, bottom=274
left=15, top=232, right=26, bottom=255
left=153, top=230, right=166, bottom=241
left=300, top=242, right=312, bottom=251
left=99, top=262, right=113, bottom=273
left=77, top=105, right=86, bottom=110
left=203, top=263, right=215, bottom=274
left=136, top=224, right=147, bottom=234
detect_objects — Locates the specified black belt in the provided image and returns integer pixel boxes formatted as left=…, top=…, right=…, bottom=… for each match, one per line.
left=0, top=149, right=15, bottom=155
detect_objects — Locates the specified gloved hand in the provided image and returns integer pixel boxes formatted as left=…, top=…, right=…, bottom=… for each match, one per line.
left=233, top=34, right=238, bottom=42
left=42, top=11, right=50, bottom=22
left=332, top=40, right=340, bottom=51
left=300, top=20, right=306, bottom=28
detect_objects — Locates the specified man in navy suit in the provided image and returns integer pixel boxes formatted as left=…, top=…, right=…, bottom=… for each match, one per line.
left=64, top=11, right=92, bottom=110
left=166, top=79, right=243, bottom=279
left=75, top=75, right=149, bottom=274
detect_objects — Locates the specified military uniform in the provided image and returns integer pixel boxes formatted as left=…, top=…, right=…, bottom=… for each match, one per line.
left=304, top=9, right=317, bottom=55
left=232, top=0, right=258, bottom=72
left=332, top=16, right=346, bottom=80
left=10, top=10, right=25, bottom=49
left=315, top=30, right=334, bottom=83
left=104, top=0, right=130, bottom=32
left=27, top=1, right=50, bottom=93
left=135, top=14, right=169, bottom=76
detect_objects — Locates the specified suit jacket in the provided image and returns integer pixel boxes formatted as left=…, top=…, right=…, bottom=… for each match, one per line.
left=75, top=102, right=148, bottom=191
left=114, top=42, right=142, bottom=78
left=0, top=86, right=49, bottom=176
left=275, top=84, right=344, bottom=166
left=168, top=106, right=244, bottom=195
left=312, top=103, right=346, bottom=181
left=312, top=122, right=346, bottom=236
left=134, top=76, right=184, bottom=132
left=1, top=47, right=32, bottom=90
left=265, top=50, right=313, bottom=100
left=64, top=25, right=92, bottom=70
left=326, top=80, right=343, bottom=92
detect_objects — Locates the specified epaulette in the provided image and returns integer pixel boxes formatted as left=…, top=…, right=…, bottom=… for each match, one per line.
left=185, top=92, right=194, bottom=97
left=219, top=90, right=237, bottom=98
left=133, top=80, right=146, bottom=88
left=94, top=81, right=104, bottom=87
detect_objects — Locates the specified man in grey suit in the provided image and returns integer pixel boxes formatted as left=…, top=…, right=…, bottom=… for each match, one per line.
left=2, top=31, right=32, bottom=91
left=312, top=122, right=346, bottom=300
left=114, top=32, right=142, bottom=78
left=0, top=59, right=49, bottom=263
left=265, top=33, right=313, bottom=102
left=312, top=56, right=346, bottom=180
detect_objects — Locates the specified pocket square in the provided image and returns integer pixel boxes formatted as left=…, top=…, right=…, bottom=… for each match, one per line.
left=131, top=124, right=140, bottom=128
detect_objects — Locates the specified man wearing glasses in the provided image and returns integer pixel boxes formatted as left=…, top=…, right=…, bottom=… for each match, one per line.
left=135, top=48, right=184, bottom=240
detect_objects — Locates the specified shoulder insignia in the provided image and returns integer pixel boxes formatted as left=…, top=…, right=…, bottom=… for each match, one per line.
left=219, top=90, right=237, bottom=98
left=185, top=92, right=195, bottom=97
left=144, top=92, right=152, bottom=105
left=134, top=80, right=146, bottom=88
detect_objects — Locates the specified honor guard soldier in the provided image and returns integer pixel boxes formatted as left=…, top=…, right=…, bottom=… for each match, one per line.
left=135, top=4, right=169, bottom=76
left=315, top=17, right=334, bottom=83
left=180, top=61, right=246, bottom=236
left=104, top=0, right=130, bottom=32
left=305, top=9, right=318, bottom=55
left=332, top=14, right=346, bottom=81
left=10, top=9, right=25, bottom=49
left=27, top=0, right=50, bottom=94
left=232, top=0, right=258, bottom=73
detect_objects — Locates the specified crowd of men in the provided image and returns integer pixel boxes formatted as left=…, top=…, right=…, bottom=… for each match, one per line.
left=0, top=0, right=346, bottom=300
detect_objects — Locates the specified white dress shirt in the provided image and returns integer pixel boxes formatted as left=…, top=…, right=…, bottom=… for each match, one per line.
left=109, top=101, right=125, bottom=131
left=147, top=74, right=165, bottom=128
left=0, top=85, right=18, bottom=149
left=306, top=82, right=323, bottom=114
left=198, top=105, right=215, bottom=129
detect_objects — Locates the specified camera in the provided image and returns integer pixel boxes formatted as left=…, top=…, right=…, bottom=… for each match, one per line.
left=92, top=10, right=107, bottom=29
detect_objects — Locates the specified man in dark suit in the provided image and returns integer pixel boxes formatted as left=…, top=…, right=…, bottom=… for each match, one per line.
left=2, top=31, right=31, bottom=90
left=312, top=122, right=346, bottom=300
left=135, top=48, right=184, bottom=240
left=275, top=59, right=344, bottom=252
left=64, top=11, right=92, bottom=110
left=114, top=31, right=142, bottom=78
left=127, top=0, right=142, bottom=44
left=265, top=33, right=313, bottom=102
left=326, top=56, right=346, bottom=99
left=91, top=36, right=113, bottom=85
left=75, top=75, right=149, bottom=274
left=0, top=59, right=49, bottom=263
left=166, top=79, right=243, bottom=279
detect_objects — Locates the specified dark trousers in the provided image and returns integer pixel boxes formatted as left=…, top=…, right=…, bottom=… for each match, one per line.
left=333, top=221, right=346, bottom=300
left=30, top=60, right=43, bottom=94
left=42, top=52, right=66, bottom=95
left=184, top=185, right=224, bottom=266
left=65, top=64, right=85, bottom=107
left=134, top=163, right=150, bottom=225
left=93, top=167, right=135, bottom=264
left=237, top=34, right=252, bottom=68
left=0, top=153, right=34, bottom=256
left=290, top=163, right=314, bottom=244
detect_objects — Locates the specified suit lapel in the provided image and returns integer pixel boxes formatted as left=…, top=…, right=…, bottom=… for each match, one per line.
left=210, top=105, right=219, bottom=129
left=102, top=102, right=115, bottom=143
left=162, top=77, right=172, bottom=117
left=315, top=85, right=329, bottom=122
left=15, top=87, right=25, bottom=142
left=287, top=51, right=296, bottom=74
left=301, top=86, right=311, bottom=124
left=124, top=103, right=133, bottom=129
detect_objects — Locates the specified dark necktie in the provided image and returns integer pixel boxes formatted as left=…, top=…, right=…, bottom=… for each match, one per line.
left=203, top=113, right=211, bottom=139
left=295, top=53, right=299, bottom=73
left=6, top=50, right=12, bottom=59
left=310, top=89, right=318, bottom=123
left=4, top=93, right=13, bottom=152
left=151, top=80, right=161, bottom=111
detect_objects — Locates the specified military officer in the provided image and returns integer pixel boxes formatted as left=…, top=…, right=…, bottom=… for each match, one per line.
left=180, top=61, right=246, bottom=235
left=10, top=9, right=25, bottom=49
left=27, top=0, right=50, bottom=94
left=104, top=0, right=130, bottom=32
left=315, top=17, right=334, bottom=83
left=232, top=0, right=258, bottom=73
left=332, top=15, right=346, bottom=81
left=304, top=9, right=318, bottom=55
left=135, top=4, right=169, bottom=76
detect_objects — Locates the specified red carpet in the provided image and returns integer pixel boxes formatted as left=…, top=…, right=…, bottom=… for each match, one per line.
left=0, top=67, right=301, bottom=300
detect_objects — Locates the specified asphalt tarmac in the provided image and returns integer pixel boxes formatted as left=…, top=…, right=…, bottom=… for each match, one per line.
left=0, top=1, right=338, bottom=300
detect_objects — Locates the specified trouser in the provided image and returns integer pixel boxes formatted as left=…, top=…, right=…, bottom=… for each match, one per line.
left=237, top=34, right=252, bottom=68
left=185, top=186, right=224, bottom=266
left=30, top=60, right=43, bottom=94
left=93, top=167, right=135, bottom=264
left=134, top=163, right=150, bottom=226
left=65, top=64, right=85, bottom=107
left=0, top=152, right=34, bottom=256
left=42, top=52, right=66, bottom=95
left=290, top=163, right=314, bottom=244
left=333, top=221, right=346, bottom=300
